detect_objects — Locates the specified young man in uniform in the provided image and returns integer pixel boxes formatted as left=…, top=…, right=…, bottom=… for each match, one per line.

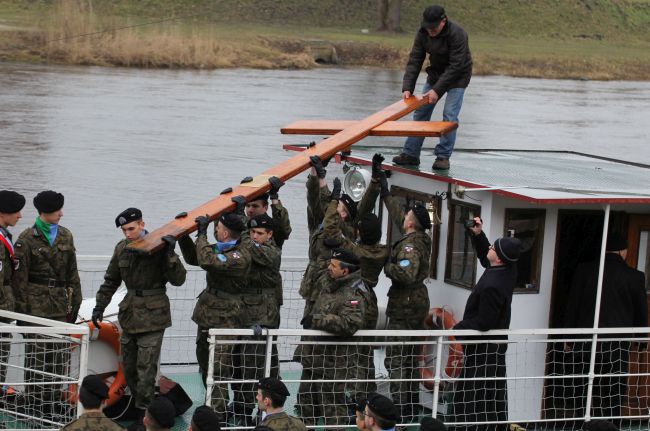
left=190, top=406, right=221, bottom=431
left=362, top=393, right=399, bottom=431
left=179, top=212, right=251, bottom=424
left=143, top=396, right=175, bottom=431
left=61, top=375, right=124, bottom=431
left=91, top=208, right=187, bottom=425
left=12, top=190, right=83, bottom=418
left=256, top=377, right=307, bottom=431
left=243, top=176, right=292, bottom=249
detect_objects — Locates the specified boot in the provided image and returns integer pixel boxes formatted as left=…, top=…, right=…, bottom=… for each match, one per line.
left=432, top=157, right=450, bottom=170
left=392, top=153, right=420, bottom=166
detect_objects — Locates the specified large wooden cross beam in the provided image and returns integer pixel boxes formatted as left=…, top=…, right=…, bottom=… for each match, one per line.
left=127, top=97, right=433, bottom=254
left=281, top=120, right=457, bottom=137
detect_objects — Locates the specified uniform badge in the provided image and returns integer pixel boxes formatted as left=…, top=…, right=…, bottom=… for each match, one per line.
left=399, top=259, right=411, bottom=267
left=350, top=300, right=359, bottom=307
left=232, top=252, right=241, bottom=259
left=404, top=246, right=413, bottom=253
left=217, top=254, right=227, bottom=262
left=0, top=261, right=2, bottom=272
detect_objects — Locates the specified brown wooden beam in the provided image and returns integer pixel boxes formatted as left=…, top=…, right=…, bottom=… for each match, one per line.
left=281, top=120, right=458, bottom=137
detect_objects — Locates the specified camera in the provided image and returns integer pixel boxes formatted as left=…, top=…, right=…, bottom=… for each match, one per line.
left=464, top=219, right=477, bottom=229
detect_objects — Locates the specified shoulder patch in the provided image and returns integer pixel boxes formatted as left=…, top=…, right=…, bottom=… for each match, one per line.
left=403, top=245, right=414, bottom=253
left=232, top=252, right=241, bottom=259
left=217, top=254, right=227, bottom=262
left=399, top=259, right=411, bottom=267
left=15, top=242, right=22, bottom=248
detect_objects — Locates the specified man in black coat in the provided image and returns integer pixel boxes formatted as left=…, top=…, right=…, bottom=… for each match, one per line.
left=452, top=217, right=521, bottom=431
left=392, top=5, right=472, bottom=171
left=564, top=232, right=647, bottom=423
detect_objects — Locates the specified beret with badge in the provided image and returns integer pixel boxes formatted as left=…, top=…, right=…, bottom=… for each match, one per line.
left=411, top=203, right=432, bottom=230
left=219, top=212, right=245, bottom=232
left=340, top=194, right=358, bottom=220
left=366, top=392, right=399, bottom=423
left=248, top=213, right=273, bottom=230
left=115, top=207, right=143, bottom=228
left=331, top=248, right=360, bottom=266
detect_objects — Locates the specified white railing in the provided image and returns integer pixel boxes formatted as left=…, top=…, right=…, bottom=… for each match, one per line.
left=206, top=327, right=650, bottom=430
left=0, top=309, right=90, bottom=430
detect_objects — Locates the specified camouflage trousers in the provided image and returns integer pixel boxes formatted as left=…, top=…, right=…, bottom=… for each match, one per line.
left=121, top=330, right=164, bottom=409
left=196, top=326, right=237, bottom=420
left=352, top=289, right=379, bottom=402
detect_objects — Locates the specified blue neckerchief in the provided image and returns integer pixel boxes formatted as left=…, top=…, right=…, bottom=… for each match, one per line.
left=50, top=224, right=59, bottom=245
left=215, top=239, right=237, bottom=253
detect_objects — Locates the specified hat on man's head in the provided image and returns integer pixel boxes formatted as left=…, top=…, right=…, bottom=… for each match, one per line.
left=191, top=405, right=221, bottom=431
left=251, top=192, right=270, bottom=203
left=80, top=374, right=109, bottom=400
left=421, top=5, right=446, bottom=29
left=583, top=420, right=619, bottom=431
left=494, top=237, right=522, bottom=264
left=147, top=396, right=176, bottom=428
left=358, top=213, right=382, bottom=245
left=248, top=214, right=273, bottom=230
left=411, top=203, right=432, bottom=230
left=420, top=416, right=447, bottom=431
left=219, top=212, right=245, bottom=233
left=340, top=194, right=358, bottom=220
left=258, top=377, right=290, bottom=397
left=0, top=190, right=25, bottom=214
left=606, top=231, right=628, bottom=252
left=33, top=190, right=64, bottom=213
left=331, top=248, right=361, bottom=267
left=115, top=207, right=143, bottom=228
left=366, top=392, right=399, bottom=423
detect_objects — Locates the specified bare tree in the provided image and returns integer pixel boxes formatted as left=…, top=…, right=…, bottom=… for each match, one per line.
left=377, top=0, right=403, bottom=32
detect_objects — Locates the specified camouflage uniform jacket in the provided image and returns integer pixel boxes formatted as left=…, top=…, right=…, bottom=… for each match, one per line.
left=60, top=410, right=124, bottom=431
left=259, top=411, right=308, bottom=431
left=383, top=194, right=432, bottom=320
left=12, top=224, right=82, bottom=320
left=0, top=226, right=16, bottom=313
left=240, top=201, right=292, bottom=249
left=179, top=234, right=251, bottom=328
left=240, top=236, right=282, bottom=327
left=310, top=271, right=367, bottom=338
left=95, top=239, right=187, bottom=334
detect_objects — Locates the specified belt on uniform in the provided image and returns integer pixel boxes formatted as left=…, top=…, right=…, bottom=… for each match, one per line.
left=128, top=287, right=166, bottom=297
left=240, top=288, right=275, bottom=295
left=208, top=288, right=240, bottom=300
left=28, top=276, right=66, bottom=288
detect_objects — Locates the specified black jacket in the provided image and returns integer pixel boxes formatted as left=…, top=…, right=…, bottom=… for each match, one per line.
left=564, top=253, right=647, bottom=329
left=402, top=20, right=472, bottom=97
left=454, top=232, right=516, bottom=335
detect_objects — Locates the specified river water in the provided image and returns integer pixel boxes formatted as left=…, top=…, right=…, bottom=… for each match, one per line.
left=1, top=62, right=649, bottom=258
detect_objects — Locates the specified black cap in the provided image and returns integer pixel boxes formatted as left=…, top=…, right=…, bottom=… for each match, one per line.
left=494, top=237, right=522, bottom=264
left=115, top=207, right=143, bottom=228
left=358, top=213, right=382, bottom=245
left=80, top=374, right=109, bottom=400
left=147, top=396, right=176, bottom=428
left=583, top=420, right=618, bottom=431
left=366, top=392, right=399, bottom=423
left=33, top=190, right=64, bottom=213
left=258, top=377, right=290, bottom=397
left=411, top=204, right=432, bottom=230
left=331, top=248, right=360, bottom=266
left=340, top=194, right=358, bottom=220
left=606, top=231, right=628, bottom=252
left=219, top=212, right=245, bottom=232
left=191, top=405, right=221, bottom=431
left=0, top=190, right=25, bottom=214
left=421, top=5, right=446, bottom=29
left=420, top=416, right=447, bottom=431
left=248, top=214, right=273, bottom=230
left=250, top=192, right=270, bottom=203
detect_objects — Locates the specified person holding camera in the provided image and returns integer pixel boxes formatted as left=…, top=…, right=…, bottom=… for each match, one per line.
left=452, top=217, right=522, bottom=431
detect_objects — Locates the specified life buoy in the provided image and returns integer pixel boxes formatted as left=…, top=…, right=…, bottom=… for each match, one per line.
left=419, top=307, right=464, bottom=390
left=64, top=321, right=127, bottom=407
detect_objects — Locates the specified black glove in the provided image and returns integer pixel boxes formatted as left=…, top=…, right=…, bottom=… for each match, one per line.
left=379, top=171, right=390, bottom=198
left=195, top=215, right=210, bottom=236
left=251, top=324, right=263, bottom=337
left=175, top=211, right=187, bottom=219
left=231, top=195, right=246, bottom=214
left=161, top=235, right=177, bottom=257
left=372, top=153, right=385, bottom=180
left=268, top=176, right=284, bottom=200
left=220, top=187, right=233, bottom=195
left=300, top=315, right=313, bottom=329
left=240, top=176, right=253, bottom=184
left=309, top=155, right=327, bottom=179
left=331, top=177, right=342, bottom=201
left=91, top=307, right=103, bottom=329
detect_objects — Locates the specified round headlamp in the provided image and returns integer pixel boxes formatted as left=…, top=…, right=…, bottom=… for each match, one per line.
left=343, top=167, right=372, bottom=202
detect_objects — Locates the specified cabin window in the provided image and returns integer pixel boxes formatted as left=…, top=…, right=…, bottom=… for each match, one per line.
left=504, top=208, right=546, bottom=293
left=445, top=202, right=481, bottom=288
left=386, top=186, right=441, bottom=279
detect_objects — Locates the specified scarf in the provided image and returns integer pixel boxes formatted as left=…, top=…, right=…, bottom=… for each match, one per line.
left=35, top=217, right=58, bottom=246
left=215, top=239, right=237, bottom=253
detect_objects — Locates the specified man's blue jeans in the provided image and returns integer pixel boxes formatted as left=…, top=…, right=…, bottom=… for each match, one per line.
left=402, top=82, right=465, bottom=160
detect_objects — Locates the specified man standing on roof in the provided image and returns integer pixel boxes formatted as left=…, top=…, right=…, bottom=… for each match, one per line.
left=92, top=208, right=187, bottom=426
left=392, top=5, right=472, bottom=171
left=452, top=217, right=522, bottom=431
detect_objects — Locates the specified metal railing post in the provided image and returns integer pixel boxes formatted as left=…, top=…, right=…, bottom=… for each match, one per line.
left=77, top=331, right=90, bottom=418
left=431, top=334, right=444, bottom=418
left=263, top=329, right=273, bottom=378
left=205, top=331, right=217, bottom=406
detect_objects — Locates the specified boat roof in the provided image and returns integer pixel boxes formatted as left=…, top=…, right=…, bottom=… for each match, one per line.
left=284, top=146, right=650, bottom=204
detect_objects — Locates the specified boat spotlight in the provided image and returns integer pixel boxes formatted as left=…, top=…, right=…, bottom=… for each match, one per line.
left=343, top=166, right=372, bottom=202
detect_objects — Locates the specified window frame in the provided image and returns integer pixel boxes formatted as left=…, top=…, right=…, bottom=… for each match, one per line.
left=444, top=200, right=481, bottom=289
left=503, top=208, right=546, bottom=294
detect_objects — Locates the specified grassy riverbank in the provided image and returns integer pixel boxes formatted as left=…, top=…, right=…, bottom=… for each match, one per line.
left=1, top=0, right=649, bottom=80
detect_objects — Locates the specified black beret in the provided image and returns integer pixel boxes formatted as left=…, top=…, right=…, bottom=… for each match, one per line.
left=411, top=203, right=432, bottom=230
left=248, top=214, right=273, bottom=230
left=494, top=237, right=522, bottom=264
left=358, top=213, right=382, bottom=245
left=219, top=212, right=245, bottom=232
left=340, top=194, right=357, bottom=220
left=250, top=193, right=270, bottom=203
left=420, top=416, right=447, bottom=431
left=33, top=190, right=64, bottom=213
left=115, top=207, right=143, bottom=228
left=331, top=248, right=360, bottom=266
left=147, top=396, right=175, bottom=428
left=583, top=420, right=618, bottom=431
left=606, top=231, right=628, bottom=252
left=366, top=392, right=398, bottom=423
left=191, top=405, right=221, bottom=431
left=0, top=190, right=25, bottom=214
left=323, top=236, right=342, bottom=249
left=258, top=377, right=290, bottom=397
left=80, top=374, right=109, bottom=400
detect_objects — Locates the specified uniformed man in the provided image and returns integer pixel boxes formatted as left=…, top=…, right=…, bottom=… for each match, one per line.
left=143, top=396, right=175, bottom=431
left=362, top=393, right=399, bottom=431
left=12, top=190, right=83, bottom=415
left=297, top=248, right=368, bottom=429
left=243, top=176, right=292, bottom=249
left=377, top=170, right=437, bottom=423
left=190, top=406, right=221, bottom=431
left=91, top=208, right=187, bottom=423
left=232, top=214, right=283, bottom=425
left=178, top=212, right=251, bottom=423
left=257, top=377, right=307, bottom=431
left=61, top=375, right=124, bottom=431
